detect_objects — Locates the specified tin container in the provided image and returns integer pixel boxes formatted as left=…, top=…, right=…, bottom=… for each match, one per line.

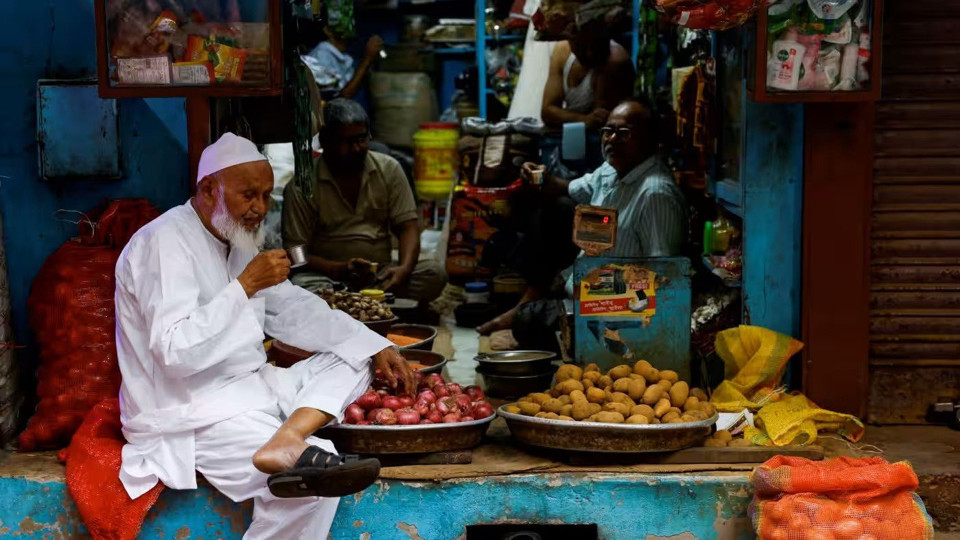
left=286, top=244, right=307, bottom=269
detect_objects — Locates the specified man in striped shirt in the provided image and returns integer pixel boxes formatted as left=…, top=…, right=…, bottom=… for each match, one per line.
left=478, top=99, right=688, bottom=337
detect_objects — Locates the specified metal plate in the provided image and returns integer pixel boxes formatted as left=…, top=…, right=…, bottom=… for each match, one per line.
left=318, top=415, right=494, bottom=454
left=498, top=406, right=717, bottom=453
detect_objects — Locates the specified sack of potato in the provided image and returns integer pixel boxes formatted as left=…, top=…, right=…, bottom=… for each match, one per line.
left=503, top=361, right=716, bottom=425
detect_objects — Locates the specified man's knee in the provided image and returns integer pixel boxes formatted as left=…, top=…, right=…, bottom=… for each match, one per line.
left=409, top=259, right=446, bottom=302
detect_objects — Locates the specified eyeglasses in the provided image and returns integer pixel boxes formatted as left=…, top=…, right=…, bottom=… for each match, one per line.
left=342, top=132, right=371, bottom=146
left=600, top=127, right=633, bottom=141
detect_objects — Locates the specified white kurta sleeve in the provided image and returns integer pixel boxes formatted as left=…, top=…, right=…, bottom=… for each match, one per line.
left=124, top=235, right=265, bottom=379
left=260, top=281, right=392, bottom=368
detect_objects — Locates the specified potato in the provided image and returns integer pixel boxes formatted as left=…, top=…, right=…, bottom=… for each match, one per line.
left=586, top=387, right=606, bottom=404
left=504, top=405, right=521, bottom=414
left=669, top=381, right=689, bottom=408
left=585, top=413, right=600, bottom=422
left=535, top=412, right=560, bottom=420
left=596, top=375, right=614, bottom=389
left=518, top=401, right=541, bottom=415
left=608, top=364, right=632, bottom=380
left=571, top=401, right=598, bottom=421
left=656, top=379, right=673, bottom=391
left=646, top=368, right=661, bottom=383
left=659, top=370, right=679, bottom=383
left=632, top=360, right=653, bottom=377
left=558, top=395, right=572, bottom=405
left=642, top=385, right=665, bottom=406
left=608, top=392, right=635, bottom=406
left=661, top=411, right=681, bottom=423
left=628, top=373, right=646, bottom=381
left=602, top=402, right=631, bottom=416
left=569, top=390, right=587, bottom=403
left=667, top=407, right=682, bottom=417
left=529, top=393, right=552, bottom=405
left=653, top=398, right=672, bottom=418
left=581, top=371, right=601, bottom=384
left=559, top=404, right=573, bottom=417
left=728, top=438, right=753, bottom=447
left=582, top=379, right=595, bottom=390
left=554, top=379, right=585, bottom=396
left=686, top=410, right=708, bottom=421
left=558, top=415, right=574, bottom=422
left=584, top=362, right=601, bottom=372
left=518, top=397, right=532, bottom=404
left=555, top=364, right=583, bottom=383
left=625, top=414, right=651, bottom=424
left=683, top=396, right=700, bottom=412
left=650, top=417, right=661, bottom=424
left=541, top=398, right=565, bottom=414
left=594, top=411, right=625, bottom=424
left=704, top=438, right=727, bottom=447
left=699, top=402, right=717, bottom=416
left=713, top=430, right=733, bottom=442
left=612, top=378, right=633, bottom=394
left=690, top=388, right=709, bottom=402
left=680, top=414, right=697, bottom=423
left=630, top=404, right=656, bottom=419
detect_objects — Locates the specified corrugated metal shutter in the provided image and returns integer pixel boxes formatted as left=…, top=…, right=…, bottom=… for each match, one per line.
left=869, top=0, right=960, bottom=423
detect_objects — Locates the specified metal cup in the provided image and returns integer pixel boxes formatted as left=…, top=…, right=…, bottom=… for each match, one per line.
left=286, top=244, right=308, bottom=269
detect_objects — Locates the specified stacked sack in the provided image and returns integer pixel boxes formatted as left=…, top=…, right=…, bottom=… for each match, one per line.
left=751, top=456, right=935, bottom=540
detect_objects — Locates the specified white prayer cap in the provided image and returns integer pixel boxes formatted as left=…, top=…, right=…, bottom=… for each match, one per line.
left=196, top=132, right=268, bottom=184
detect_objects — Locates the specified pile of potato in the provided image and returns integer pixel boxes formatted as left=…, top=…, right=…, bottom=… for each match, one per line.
left=504, top=361, right=716, bottom=424
left=704, top=430, right=755, bottom=447
left=318, top=289, right=394, bottom=322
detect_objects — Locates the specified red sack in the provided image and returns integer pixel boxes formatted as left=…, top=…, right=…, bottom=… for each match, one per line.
left=750, top=456, right=935, bottom=540
left=19, top=199, right=159, bottom=451
left=653, top=0, right=762, bottom=31
left=59, top=398, right=164, bottom=540
left=445, top=181, right=522, bottom=284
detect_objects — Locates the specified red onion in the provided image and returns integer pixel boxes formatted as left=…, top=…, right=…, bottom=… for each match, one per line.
left=344, top=403, right=365, bottom=424
left=436, top=396, right=457, bottom=415
left=472, top=402, right=495, bottom=419
left=382, top=396, right=404, bottom=411
left=416, top=390, right=437, bottom=404
left=433, top=384, right=450, bottom=398
left=419, top=419, right=435, bottom=424
left=465, top=385, right=485, bottom=401
left=395, top=408, right=421, bottom=425
left=424, top=373, right=445, bottom=387
left=398, top=396, right=415, bottom=408
left=357, top=420, right=371, bottom=425
left=356, top=391, right=382, bottom=411
left=426, top=410, right=443, bottom=423
left=446, top=383, right=464, bottom=395
left=414, top=398, right=431, bottom=416
left=461, top=416, right=475, bottom=422
left=442, top=412, right=461, bottom=423
left=369, top=408, right=397, bottom=425
left=454, top=394, right=473, bottom=415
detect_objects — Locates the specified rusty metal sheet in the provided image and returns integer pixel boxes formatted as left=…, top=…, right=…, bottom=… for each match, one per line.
left=37, top=81, right=120, bottom=180
left=871, top=239, right=960, bottom=258
left=869, top=341, right=960, bottom=359
left=875, top=129, right=960, bottom=157
left=877, top=102, right=960, bottom=128
left=871, top=291, right=960, bottom=310
left=872, top=265, right=960, bottom=283
left=498, top=406, right=716, bottom=453
left=873, top=210, right=960, bottom=231
left=868, top=366, right=960, bottom=423
left=874, top=157, right=960, bottom=181
left=883, top=45, right=960, bottom=75
left=317, top=416, right=493, bottom=454
left=883, top=20, right=960, bottom=43
left=871, top=316, right=960, bottom=335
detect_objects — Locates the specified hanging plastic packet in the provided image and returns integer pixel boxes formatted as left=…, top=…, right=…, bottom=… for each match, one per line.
left=183, top=35, right=247, bottom=83
left=806, top=0, right=857, bottom=20
left=822, top=15, right=852, bottom=43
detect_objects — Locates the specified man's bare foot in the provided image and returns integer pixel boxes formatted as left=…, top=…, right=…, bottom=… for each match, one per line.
left=253, top=427, right=310, bottom=474
left=477, top=307, right=518, bottom=336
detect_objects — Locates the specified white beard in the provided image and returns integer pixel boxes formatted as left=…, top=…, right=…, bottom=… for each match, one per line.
left=210, top=190, right=265, bottom=254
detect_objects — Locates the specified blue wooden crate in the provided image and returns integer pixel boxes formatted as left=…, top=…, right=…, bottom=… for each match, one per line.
left=574, top=257, right=691, bottom=378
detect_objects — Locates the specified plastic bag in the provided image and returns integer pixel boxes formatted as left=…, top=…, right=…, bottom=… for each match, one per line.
left=653, top=0, right=763, bottom=30
left=751, top=456, right=935, bottom=540
left=18, top=200, right=159, bottom=451
left=709, top=325, right=803, bottom=412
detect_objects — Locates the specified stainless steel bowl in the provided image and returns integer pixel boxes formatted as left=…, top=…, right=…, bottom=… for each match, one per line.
left=399, top=349, right=447, bottom=375
left=474, top=350, right=557, bottom=376
left=476, top=369, right=554, bottom=400
left=388, top=323, right=438, bottom=351
left=318, top=414, right=494, bottom=454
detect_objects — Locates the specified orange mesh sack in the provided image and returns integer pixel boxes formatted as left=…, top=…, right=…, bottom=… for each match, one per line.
left=750, top=456, right=935, bottom=540
left=18, top=199, right=159, bottom=451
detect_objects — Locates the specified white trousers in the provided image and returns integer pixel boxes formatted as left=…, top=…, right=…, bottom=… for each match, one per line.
left=194, top=353, right=373, bottom=540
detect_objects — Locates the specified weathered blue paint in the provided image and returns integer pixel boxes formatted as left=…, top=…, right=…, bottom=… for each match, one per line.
left=574, top=257, right=693, bottom=378
left=0, top=458, right=754, bottom=539
left=37, top=81, right=121, bottom=180
left=0, top=2, right=190, bottom=388
left=739, top=101, right=804, bottom=340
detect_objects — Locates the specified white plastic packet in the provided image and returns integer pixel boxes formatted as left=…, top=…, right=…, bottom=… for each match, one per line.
left=807, top=0, right=858, bottom=20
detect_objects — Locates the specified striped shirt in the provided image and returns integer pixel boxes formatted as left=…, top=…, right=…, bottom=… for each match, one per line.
left=568, top=156, right=688, bottom=258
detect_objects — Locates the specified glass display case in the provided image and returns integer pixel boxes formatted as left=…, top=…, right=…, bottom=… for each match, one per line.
left=749, top=0, right=883, bottom=102
left=94, top=0, right=282, bottom=97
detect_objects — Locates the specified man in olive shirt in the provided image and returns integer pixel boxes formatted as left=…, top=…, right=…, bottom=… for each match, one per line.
left=283, top=99, right=444, bottom=301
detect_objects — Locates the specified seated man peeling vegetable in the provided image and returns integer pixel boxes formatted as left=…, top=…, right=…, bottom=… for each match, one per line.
left=114, top=132, right=416, bottom=539
left=282, top=98, right=445, bottom=302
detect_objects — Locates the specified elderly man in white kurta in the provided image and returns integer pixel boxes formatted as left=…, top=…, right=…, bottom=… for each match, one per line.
left=114, top=133, right=416, bottom=539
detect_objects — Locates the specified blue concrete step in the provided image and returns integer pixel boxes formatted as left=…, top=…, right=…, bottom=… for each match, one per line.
left=0, top=452, right=756, bottom=539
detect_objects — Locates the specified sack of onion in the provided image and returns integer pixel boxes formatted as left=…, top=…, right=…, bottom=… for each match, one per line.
left=344, top=371, right=495, bottom=426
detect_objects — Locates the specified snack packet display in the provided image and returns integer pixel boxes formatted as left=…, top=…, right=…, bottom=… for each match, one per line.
left=183, top=34, right=248, bottom=83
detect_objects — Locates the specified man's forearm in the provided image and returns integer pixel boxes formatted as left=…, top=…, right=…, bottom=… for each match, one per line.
left=305, top=254, right=346, bottom=278
left=339, top=58, right=373, bottom=99
left=542, top=105, right=591, bottom=128
left=396, top=221, right=420, bottom=272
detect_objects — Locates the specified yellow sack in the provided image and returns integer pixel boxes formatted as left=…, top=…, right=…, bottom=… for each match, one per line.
left=709, top=325, right=803, bottom=412
left=749, top=393, right=865, bottom=446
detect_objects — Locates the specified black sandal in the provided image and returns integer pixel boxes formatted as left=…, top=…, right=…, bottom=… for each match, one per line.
left=267, top=446, right=381, bottom=498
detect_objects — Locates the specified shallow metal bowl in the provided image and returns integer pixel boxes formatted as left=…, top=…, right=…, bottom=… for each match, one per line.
left=400, top=348, right=447, bottom=375
left=498, top=405, right=718, bottom=453
left=476, top=370, right=555, bottom=400
left=474, top=350, right=557, bottom=376
left=318, top=415, right=495, bottom=454
left=388, top=323, right=438, bottom=351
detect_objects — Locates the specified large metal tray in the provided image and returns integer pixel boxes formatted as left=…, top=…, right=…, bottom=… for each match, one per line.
left=318, top=415, right=495, bottom=455
left=498, top=406, right=717, bottom=453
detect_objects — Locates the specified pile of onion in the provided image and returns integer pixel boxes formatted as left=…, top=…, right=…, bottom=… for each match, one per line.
left=343, top=372, right=495, bottom=426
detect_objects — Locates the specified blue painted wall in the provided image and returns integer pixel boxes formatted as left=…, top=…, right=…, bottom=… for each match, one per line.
left=0, top=3, right=190, bottom=395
